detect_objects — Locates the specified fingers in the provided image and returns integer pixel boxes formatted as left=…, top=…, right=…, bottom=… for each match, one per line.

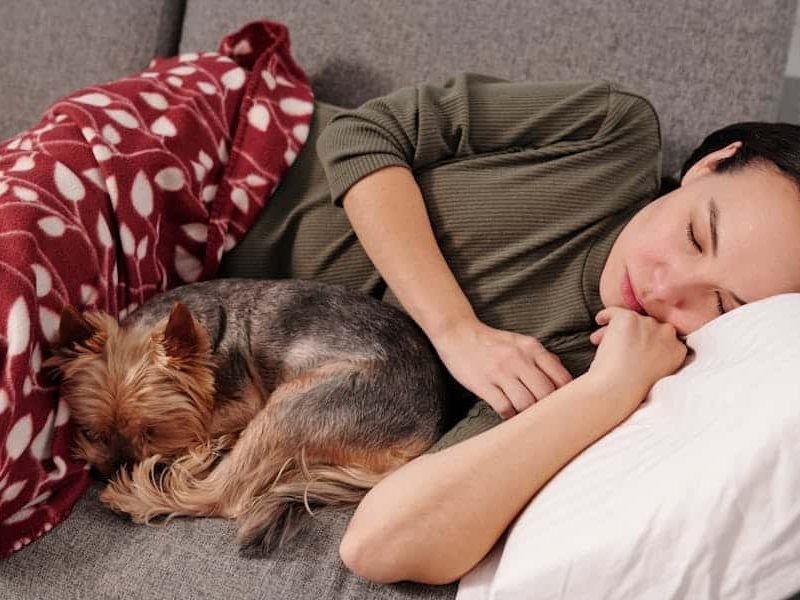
left=494, top=353, right=566, bottom=417
left=595, top=306, right=631, bottom=326
left=482, top=377, right=537, bottom=419
left=482, top=367, right=559, bottom=419
left=483, top=385, right=517, bottom=420
left=596, top=306, right=672, bottom=327
left=484, top=372, right=554, bottom=419
left=534, top=349, right=573, bottom=388
left=514, top=370, right=555, bottom=409
left=511, top=337, right=572, bottom=405
left=514, top=335, right=572, bottom=387
left=502, top=377, right=537, bottom=414
left=463, top=329, right=576, bottom=419
left=595, top=307, right=612, bottom=326
left=593, top=307, right=633, bottom=345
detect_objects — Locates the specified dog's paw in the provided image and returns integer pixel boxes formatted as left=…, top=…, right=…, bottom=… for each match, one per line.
left=98, top=456, right=165, bottom=523
left=99, top=478, right=141, bottom=521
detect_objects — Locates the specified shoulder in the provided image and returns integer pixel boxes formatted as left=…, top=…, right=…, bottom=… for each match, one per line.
left=599, top=82, right=662, bottom=149
left=443, top=74, right=661, bottom=143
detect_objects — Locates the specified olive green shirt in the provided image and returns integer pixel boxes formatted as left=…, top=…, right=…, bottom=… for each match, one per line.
left=220, top=74, right=662, bottom=447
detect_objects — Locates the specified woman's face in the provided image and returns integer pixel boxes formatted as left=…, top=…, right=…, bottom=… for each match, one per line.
left=600, top=142, right=800, bottom=336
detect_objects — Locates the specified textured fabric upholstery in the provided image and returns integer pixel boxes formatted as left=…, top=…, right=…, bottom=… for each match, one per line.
left=2, top=483, right=457, bottom=600
left=0, top=0, right=184, bottom=139
left=1, top=2, right=798, bottom=599
left=180, top=0, right=795, bottom=175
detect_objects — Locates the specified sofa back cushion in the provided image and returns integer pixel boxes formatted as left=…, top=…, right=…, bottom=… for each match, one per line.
left=180, top=0, right=795, bottom=175
left=0, top=0, right=184, bottom=140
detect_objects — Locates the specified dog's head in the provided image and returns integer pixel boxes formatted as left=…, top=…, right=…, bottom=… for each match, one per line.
left=45, top=303, right=216, bottom=476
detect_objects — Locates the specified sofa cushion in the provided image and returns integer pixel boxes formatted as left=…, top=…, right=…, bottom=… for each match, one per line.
left=0, top=0, right=184, bottom=140
left=2, top=482, right=458, bottom=600
left=179, top=0, right=794, bottom=176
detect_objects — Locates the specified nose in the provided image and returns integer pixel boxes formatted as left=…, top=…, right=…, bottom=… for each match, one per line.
left=641, top=261, right=701, bottom=320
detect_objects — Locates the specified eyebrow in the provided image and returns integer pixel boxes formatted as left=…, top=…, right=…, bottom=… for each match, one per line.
left=709, top=198, right=749, bottom=307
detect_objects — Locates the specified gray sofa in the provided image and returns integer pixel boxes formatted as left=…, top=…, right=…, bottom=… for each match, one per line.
left=1, top=1, right=797, bottom=599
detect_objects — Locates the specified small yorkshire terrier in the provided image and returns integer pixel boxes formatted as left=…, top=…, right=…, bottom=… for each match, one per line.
left=46, top=278, right=451, bottom=555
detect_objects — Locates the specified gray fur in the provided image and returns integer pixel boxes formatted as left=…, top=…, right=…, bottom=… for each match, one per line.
left=124, top=278, right=452, bottom=451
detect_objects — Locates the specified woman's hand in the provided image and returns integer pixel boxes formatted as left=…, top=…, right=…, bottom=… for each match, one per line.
left=588, top=307, right=688, bottom=422
left=431, top=317, right=573, bottom=419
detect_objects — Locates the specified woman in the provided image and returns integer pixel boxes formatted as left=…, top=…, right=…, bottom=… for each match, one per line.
left=220, top=74, right=800, bottom=583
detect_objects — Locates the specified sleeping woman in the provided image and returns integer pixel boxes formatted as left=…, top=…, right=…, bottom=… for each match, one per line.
left=219, top=73, right=800, bottom=583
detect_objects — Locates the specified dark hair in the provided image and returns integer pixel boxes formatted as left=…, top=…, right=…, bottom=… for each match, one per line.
left=679, top=122, right=800, bottom=187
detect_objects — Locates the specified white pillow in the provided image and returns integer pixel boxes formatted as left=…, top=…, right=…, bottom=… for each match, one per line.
left=457, top=293, right=800, bottom=600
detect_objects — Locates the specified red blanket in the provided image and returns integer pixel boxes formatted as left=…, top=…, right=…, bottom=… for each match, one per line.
left=0, top=21, right=313, bottom=558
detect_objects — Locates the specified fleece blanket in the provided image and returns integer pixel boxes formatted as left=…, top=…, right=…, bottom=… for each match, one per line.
left=0, top=20, right=313, bottom=558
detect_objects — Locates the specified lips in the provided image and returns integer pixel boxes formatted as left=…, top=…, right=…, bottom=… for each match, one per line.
left=621, top=270, right=646, bottom=315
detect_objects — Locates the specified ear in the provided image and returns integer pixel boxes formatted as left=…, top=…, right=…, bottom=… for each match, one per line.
left=163, top=302, right=206, bottom=358
left=681, top=141, right=743, bottom=185
left=56, top=305, right=98, bottom=350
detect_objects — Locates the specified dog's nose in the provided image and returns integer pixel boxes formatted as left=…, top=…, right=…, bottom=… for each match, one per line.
left=93, top=459, right=118, bottom=479
left=108, top=434, right=136, bottom=470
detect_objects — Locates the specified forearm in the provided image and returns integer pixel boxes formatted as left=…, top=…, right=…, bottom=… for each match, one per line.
left=342, top=165, right=475, bottom=338
left=340, top=372, right=640, bottom=585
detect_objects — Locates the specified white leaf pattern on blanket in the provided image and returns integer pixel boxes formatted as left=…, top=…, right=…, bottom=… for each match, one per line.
left=0, top=20, right=314, bottom=558
left=132, top=171, right=154, bottom=216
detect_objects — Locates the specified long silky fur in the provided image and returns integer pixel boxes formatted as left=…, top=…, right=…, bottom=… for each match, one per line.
left=100, top=440, right=388, bottom=556
left=236, top=450, right=386, bottom=557
left=100, top=434, right=237, bottom=524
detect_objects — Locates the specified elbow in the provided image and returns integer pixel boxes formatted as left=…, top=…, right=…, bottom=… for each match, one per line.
left=339, top=527, right=462, bottom=586
left=339, top=528, right=397, bottom=584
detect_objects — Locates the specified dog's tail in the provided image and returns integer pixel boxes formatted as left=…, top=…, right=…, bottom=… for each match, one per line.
left=100, top=440, right=394, bottom=556
left=236, top=451, right=385, bottom=557
left=99, top=434, right=238, bottom=524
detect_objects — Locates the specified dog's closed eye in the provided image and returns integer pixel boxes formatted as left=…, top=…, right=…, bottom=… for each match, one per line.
left=83, top=430, right=108, bottom=444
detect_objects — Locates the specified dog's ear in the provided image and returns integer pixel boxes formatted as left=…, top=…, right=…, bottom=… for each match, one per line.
left=56, top=305, right=98, bottom=350
left=163, top=302, right=206, bottom=358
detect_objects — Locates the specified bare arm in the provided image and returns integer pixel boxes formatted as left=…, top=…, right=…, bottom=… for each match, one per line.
left=341, top=166, right=572, bottom=416
left=339, top=308, right=688, bottom=585
left=341, top=165, right=474, bottom=339
left=339, top=372, right=638, bottom=585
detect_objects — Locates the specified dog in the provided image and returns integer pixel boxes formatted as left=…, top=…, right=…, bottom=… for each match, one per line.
left=45, top=278, right=451, bottom=555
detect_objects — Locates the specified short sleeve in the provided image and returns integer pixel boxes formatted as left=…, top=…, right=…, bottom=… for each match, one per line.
left=315, top=74, right=659, bottom=206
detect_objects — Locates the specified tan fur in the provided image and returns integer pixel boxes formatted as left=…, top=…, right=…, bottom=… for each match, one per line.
left=48, top=304, right=436, bottom=554
left=46, top=310, right=216, bottom=475
left=209, top=382, right=264, bottom=440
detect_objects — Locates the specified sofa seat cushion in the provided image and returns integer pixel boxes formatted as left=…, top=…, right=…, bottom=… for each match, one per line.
left=2, top=482, right=457, bottom=600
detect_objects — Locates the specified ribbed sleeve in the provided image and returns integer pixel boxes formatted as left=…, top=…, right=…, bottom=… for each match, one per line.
left=314, top=74, right=640, bottom=206
left=427, top=401, right=501, bottom=453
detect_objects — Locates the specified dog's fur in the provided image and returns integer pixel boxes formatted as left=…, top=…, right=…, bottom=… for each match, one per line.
left=46, top=278, right=451, bottom=555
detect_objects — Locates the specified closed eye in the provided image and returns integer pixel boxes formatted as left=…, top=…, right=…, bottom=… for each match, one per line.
left=84, top=429, right=106, bottom=443
left=686, top=221, right=702, bottom=253
left=688, top=221, right=726, bottom=316
left=715, top=292, right=726, bottom=316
